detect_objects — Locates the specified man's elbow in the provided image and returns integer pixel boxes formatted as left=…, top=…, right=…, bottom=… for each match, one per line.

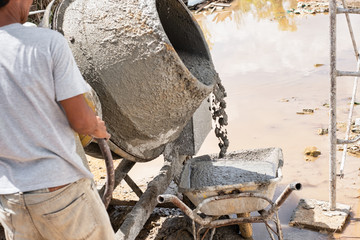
left=59, top=94, right=99, bottom=135
left=70, top=118, right=97, bottom=136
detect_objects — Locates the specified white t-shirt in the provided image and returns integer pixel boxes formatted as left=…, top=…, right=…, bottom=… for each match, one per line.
left=0, top=23, right=93, bottom=194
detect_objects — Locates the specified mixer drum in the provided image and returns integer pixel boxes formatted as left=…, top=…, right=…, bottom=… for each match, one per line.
left=53, top=0, right=217, bottom=161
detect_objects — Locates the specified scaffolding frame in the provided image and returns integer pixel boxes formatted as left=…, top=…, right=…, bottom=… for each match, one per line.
left=329, top=0, right=360, bottom=210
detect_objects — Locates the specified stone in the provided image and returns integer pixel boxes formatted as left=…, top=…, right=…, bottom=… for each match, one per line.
left=304, top=146, right=321, bottom=157
left=289, top=199, right=351, bottom=233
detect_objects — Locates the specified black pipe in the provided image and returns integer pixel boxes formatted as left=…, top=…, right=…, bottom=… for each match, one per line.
left=96, top=138, right=115, bottom=209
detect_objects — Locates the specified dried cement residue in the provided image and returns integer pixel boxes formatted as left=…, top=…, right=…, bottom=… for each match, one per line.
left=189, top=148, right=280, bottom=189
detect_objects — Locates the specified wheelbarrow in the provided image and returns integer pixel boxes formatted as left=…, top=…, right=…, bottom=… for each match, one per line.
left=158, top=148, right=302, bottom=240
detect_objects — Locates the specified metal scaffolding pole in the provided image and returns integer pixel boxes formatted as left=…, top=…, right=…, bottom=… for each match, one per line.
left=329, top=0, right=337, bottom=211
left=329, top=0, right=360, bottom=210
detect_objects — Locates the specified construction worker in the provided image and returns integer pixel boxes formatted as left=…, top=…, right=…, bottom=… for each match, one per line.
left=0, top=0, right=115, bottom=239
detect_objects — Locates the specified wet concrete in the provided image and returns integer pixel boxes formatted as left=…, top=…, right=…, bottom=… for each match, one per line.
left=188, top=149, right=279, bottom=188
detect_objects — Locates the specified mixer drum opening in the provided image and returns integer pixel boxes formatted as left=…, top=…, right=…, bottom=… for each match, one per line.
left=156, top=0, right=214, bottom=87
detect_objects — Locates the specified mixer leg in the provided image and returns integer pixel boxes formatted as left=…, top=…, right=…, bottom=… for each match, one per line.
left=237, top=213, right=253, bottom=238
left=99, top=158, right=135, bottom=197
left=124, top=175, right=143, bottom=198
left=115, top=143, right=187, bottom=240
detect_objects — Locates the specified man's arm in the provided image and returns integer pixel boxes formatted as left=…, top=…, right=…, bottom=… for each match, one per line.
left=59, top=94, right=110, bottom=139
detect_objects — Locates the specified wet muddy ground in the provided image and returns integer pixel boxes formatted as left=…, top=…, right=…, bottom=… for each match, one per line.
left=87, top=0, right=360, bottom=239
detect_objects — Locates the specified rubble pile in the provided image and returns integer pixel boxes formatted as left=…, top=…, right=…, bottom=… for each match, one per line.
left=184, top=0, right=233, bottom=13
left=287, top=1, right=329, bottom=15
left=287, top=0, right=360, bottom=15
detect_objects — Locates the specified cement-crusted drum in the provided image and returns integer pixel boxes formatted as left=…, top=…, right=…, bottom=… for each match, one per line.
left=53, top=0, right=217, bottom=161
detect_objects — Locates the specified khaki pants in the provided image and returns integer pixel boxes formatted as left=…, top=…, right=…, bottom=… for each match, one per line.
left=0, top=178, right=115, bottom=240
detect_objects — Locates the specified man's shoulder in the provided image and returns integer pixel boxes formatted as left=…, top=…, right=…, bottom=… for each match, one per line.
left=24, top=25, right=64, bottom=41
left=6, top=23, right=60, bottom=42
left=1, top=23, right=68, bottom=53
left=19, top=25, right=69, bottom=52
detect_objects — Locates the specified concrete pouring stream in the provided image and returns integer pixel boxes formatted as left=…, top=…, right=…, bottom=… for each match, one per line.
left=86, top=0, right=360, bottom=239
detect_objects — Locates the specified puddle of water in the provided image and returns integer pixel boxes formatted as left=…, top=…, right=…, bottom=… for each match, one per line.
left=194, top=0, right=360, bottom=238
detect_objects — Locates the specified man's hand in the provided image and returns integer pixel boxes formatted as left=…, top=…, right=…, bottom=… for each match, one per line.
left=92, top=116, right=111, bottom=140
left=59, top=94, right=110, bottom=140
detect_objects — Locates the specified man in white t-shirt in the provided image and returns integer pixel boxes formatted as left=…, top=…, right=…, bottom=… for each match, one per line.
left=0, top=0, right=115, bottom=239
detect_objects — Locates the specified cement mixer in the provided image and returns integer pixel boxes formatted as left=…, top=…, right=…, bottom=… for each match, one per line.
left=31, top=0, right=219, bottom=239
left=52, top=0, right=218, bottom=162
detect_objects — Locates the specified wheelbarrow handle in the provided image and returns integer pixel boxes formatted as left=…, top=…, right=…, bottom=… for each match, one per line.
left=273, top=182, right=302, bottom=210
left=158, top=194, right=212, bottom=225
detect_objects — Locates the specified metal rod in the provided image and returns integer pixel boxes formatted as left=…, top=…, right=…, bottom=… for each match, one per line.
left=207, top=216, right=267, bottom=227
left=124, top=175, right=143, bottom=198
left=39, top=0, right=56, bottom=28
left=337, top=7, right=360, bottom=14
left=28, top=10, right=46, bottom=15
left=194, top=193, right=274, bottom=215
left=99, top=158, right=135, bottom=198
left=341, top=0, right=359, bottom=59
left=338, top=0, right=360, bottom=179
left=275, top=211, right=283, bottom=240
left=192, top=220, right=196, bottom=240
left=107, top=140, right=138, bottom=162
left=272, top=183, right=302, bottom=212
left=329, top=0, right=338, bottom=211
left=209, top=228, right=216, bottom=240
left=339, top=61, right=360, bottom=178
left=264, top=222, right=278, bottom=240
left=337, top=135, right=360, bottom=144
left=157, top=194, right=212, bottom=226
left=200, top=228, right=210, bottom=240
left=337, top=70, right=360, bottom=77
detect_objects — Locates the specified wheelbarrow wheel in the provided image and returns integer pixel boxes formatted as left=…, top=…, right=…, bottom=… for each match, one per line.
left=237, top=213, right=253, bottom=238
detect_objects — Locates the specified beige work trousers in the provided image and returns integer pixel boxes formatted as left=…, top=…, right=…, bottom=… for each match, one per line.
left=0, top=178, right=115, bottom=240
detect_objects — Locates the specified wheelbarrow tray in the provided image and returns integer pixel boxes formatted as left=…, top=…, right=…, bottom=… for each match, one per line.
left=178, top=148, right=283, bottom=216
